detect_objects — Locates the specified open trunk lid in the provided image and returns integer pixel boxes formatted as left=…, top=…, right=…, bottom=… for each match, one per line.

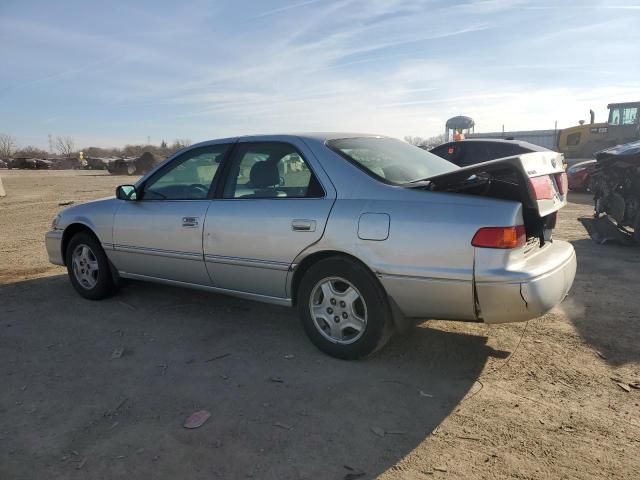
left=425, top=151, right=567, bottom=216
left=415, top=151, right=568, bottom=241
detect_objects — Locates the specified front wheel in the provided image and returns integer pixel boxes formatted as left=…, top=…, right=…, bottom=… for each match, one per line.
left=65, top=231, right=117, bottom=300
left=297, top=257, right=393, bottom=359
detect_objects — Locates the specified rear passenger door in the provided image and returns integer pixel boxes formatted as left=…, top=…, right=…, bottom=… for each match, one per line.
left=203, top=138, right=336, bottom=299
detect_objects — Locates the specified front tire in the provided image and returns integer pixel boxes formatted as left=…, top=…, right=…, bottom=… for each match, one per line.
left=297, top=257, right=393, bottom=359
left=65, top=231, right=117, bottom=300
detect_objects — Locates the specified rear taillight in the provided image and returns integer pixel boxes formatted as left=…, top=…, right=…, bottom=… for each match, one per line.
left=472, top=225, right=527, bottom=249
left=529, top=175, right=555, bottom=200
left=554, top=172, right=568, bottom=196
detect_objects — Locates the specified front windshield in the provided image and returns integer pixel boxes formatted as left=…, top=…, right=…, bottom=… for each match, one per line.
left=328, top=137, right=458, bottom=185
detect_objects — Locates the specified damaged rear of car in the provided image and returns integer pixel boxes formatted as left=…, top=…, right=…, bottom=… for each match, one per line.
left=410, top=151, right=574, bottom=323
left=325, top=136, right=575, bottom=326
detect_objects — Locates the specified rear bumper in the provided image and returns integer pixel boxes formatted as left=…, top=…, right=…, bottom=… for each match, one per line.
left=475, top=240, right=576, bottom=324
left=45, top=230, right=65, bottom=266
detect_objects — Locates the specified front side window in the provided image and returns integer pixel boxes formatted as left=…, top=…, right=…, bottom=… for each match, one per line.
left=223, top=142, right=324, bottom=199
left=143, top=144, right=228, bottom=200
left=622, top=107, right=638, bottom=125
left=328, top=137, right=457, bottom=184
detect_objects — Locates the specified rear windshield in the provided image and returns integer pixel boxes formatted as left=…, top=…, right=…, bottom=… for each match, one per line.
left=327, top=137, right=458, bottom=185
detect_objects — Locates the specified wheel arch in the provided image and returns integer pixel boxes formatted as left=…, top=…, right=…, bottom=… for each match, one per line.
left=61, top=222, right=100, bottom=265
left=290, top=249, right=412, bottom=334
left=290, top=250, right=376, bottom=306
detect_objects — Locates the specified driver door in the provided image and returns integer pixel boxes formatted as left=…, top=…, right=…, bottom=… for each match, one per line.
left=111, top=142, right=232, bottom=285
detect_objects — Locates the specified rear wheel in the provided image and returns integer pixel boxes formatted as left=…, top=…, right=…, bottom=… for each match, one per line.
left=297, top=257, right=393, bottom=359
left=65, top=232, right=117, bottom=300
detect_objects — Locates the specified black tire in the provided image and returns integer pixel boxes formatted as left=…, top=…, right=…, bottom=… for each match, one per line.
left=297, top=256, right=393, bottom=360
left=65, top=231, right=117, bottom=300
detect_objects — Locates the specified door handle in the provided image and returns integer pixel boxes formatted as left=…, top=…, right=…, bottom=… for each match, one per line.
left=291, top=219, right=316, bottom=232
left=182, top=216, right=199, bottom=227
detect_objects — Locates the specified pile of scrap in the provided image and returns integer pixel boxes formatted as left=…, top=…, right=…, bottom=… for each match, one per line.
left=86, top=156, right=116, bottom=170
left=107, top=151, right=163, bottom=176
left=51, top=157, right=85, bottom=170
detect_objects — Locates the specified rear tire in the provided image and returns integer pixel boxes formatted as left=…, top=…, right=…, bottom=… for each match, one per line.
left=65, top=231, right=117, bottom=300
left=297, top=256, right=393, bottom=359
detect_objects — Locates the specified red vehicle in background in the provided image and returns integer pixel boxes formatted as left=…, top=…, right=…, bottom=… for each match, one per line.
left=567, top=160, right=597, bottom=191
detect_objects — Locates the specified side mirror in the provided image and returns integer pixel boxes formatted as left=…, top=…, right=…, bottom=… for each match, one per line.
left=116, top=185, right=138, bottom=201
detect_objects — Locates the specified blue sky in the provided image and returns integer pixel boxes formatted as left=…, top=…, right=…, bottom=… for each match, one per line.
left=1, top=0, right=638, bottom=149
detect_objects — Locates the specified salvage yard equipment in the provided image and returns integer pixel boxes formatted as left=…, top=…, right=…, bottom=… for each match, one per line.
left=558, top=101, right=640, bottom=159
left=466, top=101, right=640, bottom=159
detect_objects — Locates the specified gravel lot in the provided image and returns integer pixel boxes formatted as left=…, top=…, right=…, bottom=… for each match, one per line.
left=1, top=169, right=639, bottom=479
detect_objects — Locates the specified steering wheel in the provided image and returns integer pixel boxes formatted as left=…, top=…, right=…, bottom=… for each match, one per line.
left=189, top=184, right=209, bottom=195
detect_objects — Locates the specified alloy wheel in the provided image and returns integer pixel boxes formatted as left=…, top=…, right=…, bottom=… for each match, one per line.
left=71, top=244, right=99, bottom=289
left=309, top=276, right=368, bottom=344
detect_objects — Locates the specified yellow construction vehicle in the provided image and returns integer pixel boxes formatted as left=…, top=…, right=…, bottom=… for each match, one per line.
left=558, top=101, right=640, bottom=158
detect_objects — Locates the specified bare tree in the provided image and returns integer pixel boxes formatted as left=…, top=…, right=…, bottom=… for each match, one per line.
left=404, top=134, right=445, bottom=149
left=421, top=133, right=446, bottom=149
left=174, top=138, right=191, bottom=148
left=14, top=146, right=49, bottom=158
left=404, top=136, right=425, bottom=147
left=0, top=133, right=17, bottom=158
left=54, top=136, right=75, bottom=157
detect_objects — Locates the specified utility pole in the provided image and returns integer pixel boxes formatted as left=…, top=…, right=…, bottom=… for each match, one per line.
left=48, top=134, right=53, bottom=154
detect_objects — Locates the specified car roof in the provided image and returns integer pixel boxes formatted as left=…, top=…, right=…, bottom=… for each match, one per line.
left=243, top=132, right=385, bottom=141
left=188, top=133, right=389, bottom=150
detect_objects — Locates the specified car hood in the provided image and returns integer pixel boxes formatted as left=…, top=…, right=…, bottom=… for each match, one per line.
left=595, top=140, right=640, bottom=163
left=59, top=196, right=117, bottom=216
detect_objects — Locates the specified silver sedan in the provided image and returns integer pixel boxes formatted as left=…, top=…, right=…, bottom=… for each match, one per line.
left=46, top=134, right=576, bottom=359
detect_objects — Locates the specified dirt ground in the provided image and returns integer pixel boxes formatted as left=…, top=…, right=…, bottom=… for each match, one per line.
left=0, top=169, right=638, bottom=480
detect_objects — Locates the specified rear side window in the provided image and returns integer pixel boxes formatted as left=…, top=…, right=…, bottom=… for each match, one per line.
left=328, top=137, right=457, bottom=184
left=223, top=142, right=324, bottom=199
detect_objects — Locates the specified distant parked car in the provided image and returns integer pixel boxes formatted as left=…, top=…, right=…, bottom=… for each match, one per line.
left=8, top=158, right=52, bottom=170
left=46, top=134, right=576, bottom=359
left=0, top=159, right=8, bottom=169
left=567, top=159, right=597, bottom=191
left=51, top=157, right=85, bottom=170
left=430, top=139, right=561, bottom=167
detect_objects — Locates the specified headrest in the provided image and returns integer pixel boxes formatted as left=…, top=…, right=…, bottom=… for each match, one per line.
left=249, top=161, right=279, bottom=188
